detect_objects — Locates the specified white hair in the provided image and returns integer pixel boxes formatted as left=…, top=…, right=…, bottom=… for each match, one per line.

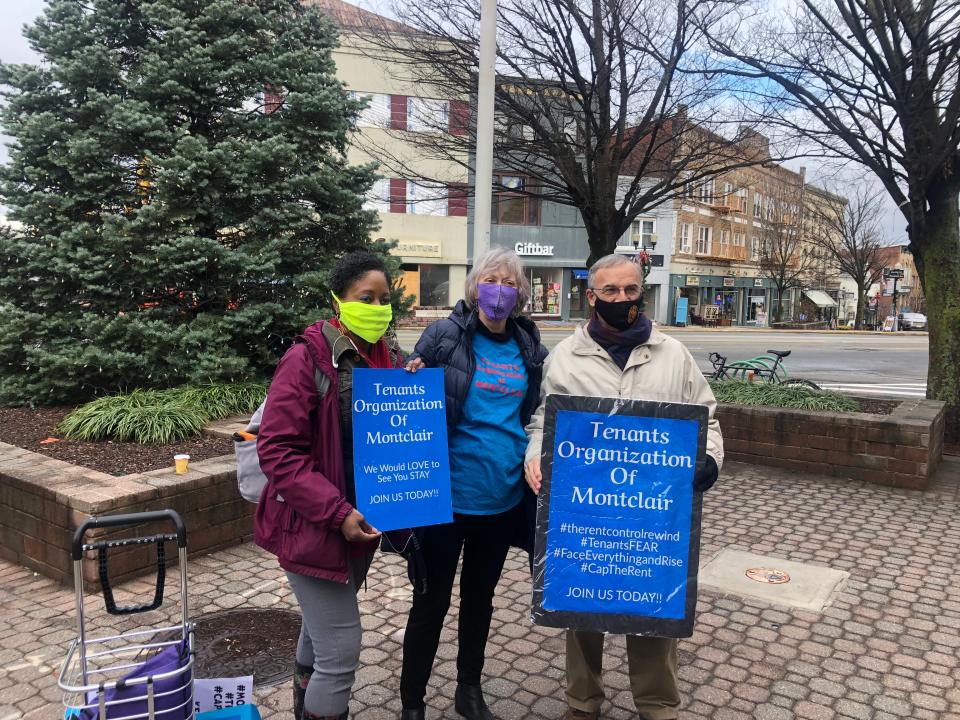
left=464, top=247, right=531, bottom=316
left=588, top=254, right=643, bottom=289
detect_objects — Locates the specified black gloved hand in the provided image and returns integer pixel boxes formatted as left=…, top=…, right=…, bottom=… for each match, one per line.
left=693, top=455, right=719, bottom=493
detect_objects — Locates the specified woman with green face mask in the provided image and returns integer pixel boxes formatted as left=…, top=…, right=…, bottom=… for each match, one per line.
left=253, top=251, right=404, bottom=720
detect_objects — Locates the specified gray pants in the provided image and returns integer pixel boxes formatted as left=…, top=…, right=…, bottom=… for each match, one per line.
left=286, top=555, right=373, bottom=717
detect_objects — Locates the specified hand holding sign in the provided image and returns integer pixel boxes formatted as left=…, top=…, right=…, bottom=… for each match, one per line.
left=341, top=509, right=380, bottom=542
left=525, top=457, right=542, bottom=495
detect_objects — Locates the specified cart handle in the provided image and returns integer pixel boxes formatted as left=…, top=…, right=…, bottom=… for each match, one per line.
left=71, top=510, right=187, bottom=561
left=97, top=539, right=167, bottom=615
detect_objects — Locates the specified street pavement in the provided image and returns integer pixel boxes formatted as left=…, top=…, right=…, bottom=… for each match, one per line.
left=396, top=328, right=929, bottom=398
left=2, top=456, right=959, bottom=719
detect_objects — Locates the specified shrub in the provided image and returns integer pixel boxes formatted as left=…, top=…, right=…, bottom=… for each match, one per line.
left=60, top=382, right=268, bottom=444
left=709, top=380, right=859, bottom=412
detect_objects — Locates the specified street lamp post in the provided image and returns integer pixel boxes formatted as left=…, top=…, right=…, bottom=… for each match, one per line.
left=472, top=0, right=498, bottom=260
left=884, top=267, right=904, bottom=332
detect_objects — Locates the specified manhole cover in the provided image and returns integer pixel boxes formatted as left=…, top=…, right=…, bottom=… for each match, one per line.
left=194, top=608, right=301, bottom=687
left=745, top=567, right=790, bottom=584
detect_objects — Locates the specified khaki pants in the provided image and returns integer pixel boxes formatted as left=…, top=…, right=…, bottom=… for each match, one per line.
left=565, top=630, right=680, bottom=720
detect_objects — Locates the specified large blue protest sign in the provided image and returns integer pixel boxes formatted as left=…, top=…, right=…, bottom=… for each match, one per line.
left=352, top=368, right=452, bottom=531
left=532, top=394, right=707, bottom=637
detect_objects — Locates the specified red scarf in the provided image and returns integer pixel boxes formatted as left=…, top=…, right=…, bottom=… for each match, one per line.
left=329, top=318, right=394, bottom=368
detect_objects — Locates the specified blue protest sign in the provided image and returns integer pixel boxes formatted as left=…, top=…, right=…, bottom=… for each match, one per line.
left=532, top=395, right=707, bottom=637
left=351, top=368, right=452, bottom=531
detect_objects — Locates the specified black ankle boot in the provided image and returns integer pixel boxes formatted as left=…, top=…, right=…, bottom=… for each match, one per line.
left=293, top=662, right=313, bottom=720
left=454, top=683, right=494, bottom=720
left=399, top=708, right=425, bottom=720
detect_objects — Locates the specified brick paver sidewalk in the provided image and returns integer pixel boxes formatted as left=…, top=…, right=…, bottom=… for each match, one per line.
left=1, top=457, right=959, bottom=720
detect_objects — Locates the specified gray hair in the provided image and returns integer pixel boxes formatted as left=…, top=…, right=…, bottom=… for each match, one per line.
left=587, top=254, right=643, bottom=289
left=464, top=247, right=531, bottom=316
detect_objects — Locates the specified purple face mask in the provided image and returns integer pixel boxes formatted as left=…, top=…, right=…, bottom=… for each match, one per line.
left=477, top=282, right=519, bottom=321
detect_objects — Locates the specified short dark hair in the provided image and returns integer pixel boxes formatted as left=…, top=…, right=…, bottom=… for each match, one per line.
left=329, top=250, right=392, bottom=297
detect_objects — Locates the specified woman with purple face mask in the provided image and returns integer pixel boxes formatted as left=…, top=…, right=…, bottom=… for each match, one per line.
left=399, top=248, right=549, bottom=720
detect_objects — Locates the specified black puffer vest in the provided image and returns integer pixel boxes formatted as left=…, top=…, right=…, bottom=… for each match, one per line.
left=410, top=300, right=549, bottom=432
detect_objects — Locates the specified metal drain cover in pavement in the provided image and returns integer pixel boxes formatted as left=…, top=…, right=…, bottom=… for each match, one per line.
left=699, top=550, right=849, bottom=612
left=746, top=567, right=791, bottom=584
left=194, top=608, right=301, bottom=687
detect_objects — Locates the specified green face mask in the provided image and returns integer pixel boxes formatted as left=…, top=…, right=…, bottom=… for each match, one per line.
left=333, top=293, right=393, bottom=343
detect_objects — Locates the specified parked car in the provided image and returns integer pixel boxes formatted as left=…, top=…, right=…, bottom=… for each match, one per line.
left=898, top=312, right=927, bottom=330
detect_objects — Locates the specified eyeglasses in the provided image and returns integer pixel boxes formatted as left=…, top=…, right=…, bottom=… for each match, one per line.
left=591, top=284, right=642, bottom=300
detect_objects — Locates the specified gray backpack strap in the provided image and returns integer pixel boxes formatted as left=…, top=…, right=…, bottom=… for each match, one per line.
left=314, top=367, right=330, bottom=398
left=245, top=401, right=264, bottom=434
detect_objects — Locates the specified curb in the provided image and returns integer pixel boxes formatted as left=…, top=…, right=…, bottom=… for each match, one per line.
left=397, top=322, right=928, bottom=336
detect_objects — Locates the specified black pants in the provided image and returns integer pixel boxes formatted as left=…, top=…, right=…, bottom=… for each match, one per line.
left=399, top=505, right=520, bottom=709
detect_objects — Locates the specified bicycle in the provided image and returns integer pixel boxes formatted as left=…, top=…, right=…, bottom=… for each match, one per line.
left=708, top=349, right=821, bottom=390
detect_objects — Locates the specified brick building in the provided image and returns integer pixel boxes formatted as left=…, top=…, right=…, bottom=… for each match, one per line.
left=873, top=245, right=924, bottom=319
left=310, top=0, right=470, bottom=307
left=618, top=127, right=840, bottom=326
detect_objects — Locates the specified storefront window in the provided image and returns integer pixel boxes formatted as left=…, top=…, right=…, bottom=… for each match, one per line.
left=570, top=269, right=590, bottom=319
left=419, top=264, right=450, bottom=307
left=527, top=268, right=562, bottom=315
left=747, top=288, right=766, bottom=324
left=680, top=286, right=701, bottom=315
left=721, top=290, right=740, bottom=323
left=642, top=286, right=657, bottom=319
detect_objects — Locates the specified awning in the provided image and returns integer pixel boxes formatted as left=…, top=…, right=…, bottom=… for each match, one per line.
left=804, top=290, right=837, bottom=308
left=571, top=269, right=589, bottom=280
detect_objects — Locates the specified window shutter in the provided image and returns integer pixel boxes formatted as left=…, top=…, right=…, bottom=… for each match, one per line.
left=449, top=100, right=469, bottom=136
left=389, top=178, right=407, bottom=213
left=390, top=95, right=408, bottom=130
left=447, top=183, right=468, bottom=216
left=264, top=84, right=283, bottom=114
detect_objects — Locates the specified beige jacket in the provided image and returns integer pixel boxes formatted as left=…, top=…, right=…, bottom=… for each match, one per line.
left=525, top=324, right=723, bottom=467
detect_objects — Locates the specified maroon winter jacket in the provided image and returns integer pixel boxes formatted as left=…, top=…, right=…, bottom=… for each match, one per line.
left=254, top=320, right=390, bottom=583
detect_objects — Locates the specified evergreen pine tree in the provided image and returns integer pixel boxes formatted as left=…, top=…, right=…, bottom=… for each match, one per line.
left=0, top=0, right=381, bottom=404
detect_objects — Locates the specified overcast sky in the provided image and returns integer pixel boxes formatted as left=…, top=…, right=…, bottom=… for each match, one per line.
left=1, top=0, right=907, bottom=241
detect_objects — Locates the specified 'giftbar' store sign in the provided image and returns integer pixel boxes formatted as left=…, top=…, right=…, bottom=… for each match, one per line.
left=515, top=242, right=555, bottom=256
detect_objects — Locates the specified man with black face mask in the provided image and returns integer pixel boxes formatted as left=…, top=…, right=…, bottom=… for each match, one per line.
left=523, top=253, right=723, bottom=720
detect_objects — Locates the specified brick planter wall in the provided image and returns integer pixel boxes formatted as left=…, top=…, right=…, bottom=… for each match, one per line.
left=716, top=398, right=946, bottom=489
left=0, top=445, right=252, bottom=587
left=0, top=398, right=946, bottom=585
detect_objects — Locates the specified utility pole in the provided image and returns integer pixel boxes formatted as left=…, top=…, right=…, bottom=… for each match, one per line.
left=472, top=0, right=497, bottom=260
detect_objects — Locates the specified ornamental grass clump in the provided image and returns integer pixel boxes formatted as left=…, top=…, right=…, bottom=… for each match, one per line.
left=59, top=383, right=268, bottom=444
left=709, top=380, right=859, bottom=412
left=169, top=382, right=269, bottom=420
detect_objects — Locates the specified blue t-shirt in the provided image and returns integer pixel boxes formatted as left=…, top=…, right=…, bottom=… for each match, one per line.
left=448, top=330, right=528, bottom=514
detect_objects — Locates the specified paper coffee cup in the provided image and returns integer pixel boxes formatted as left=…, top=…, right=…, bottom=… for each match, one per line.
left=174, top=454, right=190, bottom=474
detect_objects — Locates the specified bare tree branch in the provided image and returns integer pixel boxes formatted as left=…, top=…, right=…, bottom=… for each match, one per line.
left=756, top=181, right=814, bottom=322
left=805, top=183, right=887, bottom=328
left=702, top=0, right=960, bottom=436
left=352, top=0, right=792, bottom=264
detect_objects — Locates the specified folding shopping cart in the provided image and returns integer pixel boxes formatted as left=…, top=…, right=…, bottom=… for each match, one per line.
left=59, top=509, right=195, bottom=720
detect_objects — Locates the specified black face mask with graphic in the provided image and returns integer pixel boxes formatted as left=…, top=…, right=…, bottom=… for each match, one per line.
left=593, top=296, right=644, bottom=331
